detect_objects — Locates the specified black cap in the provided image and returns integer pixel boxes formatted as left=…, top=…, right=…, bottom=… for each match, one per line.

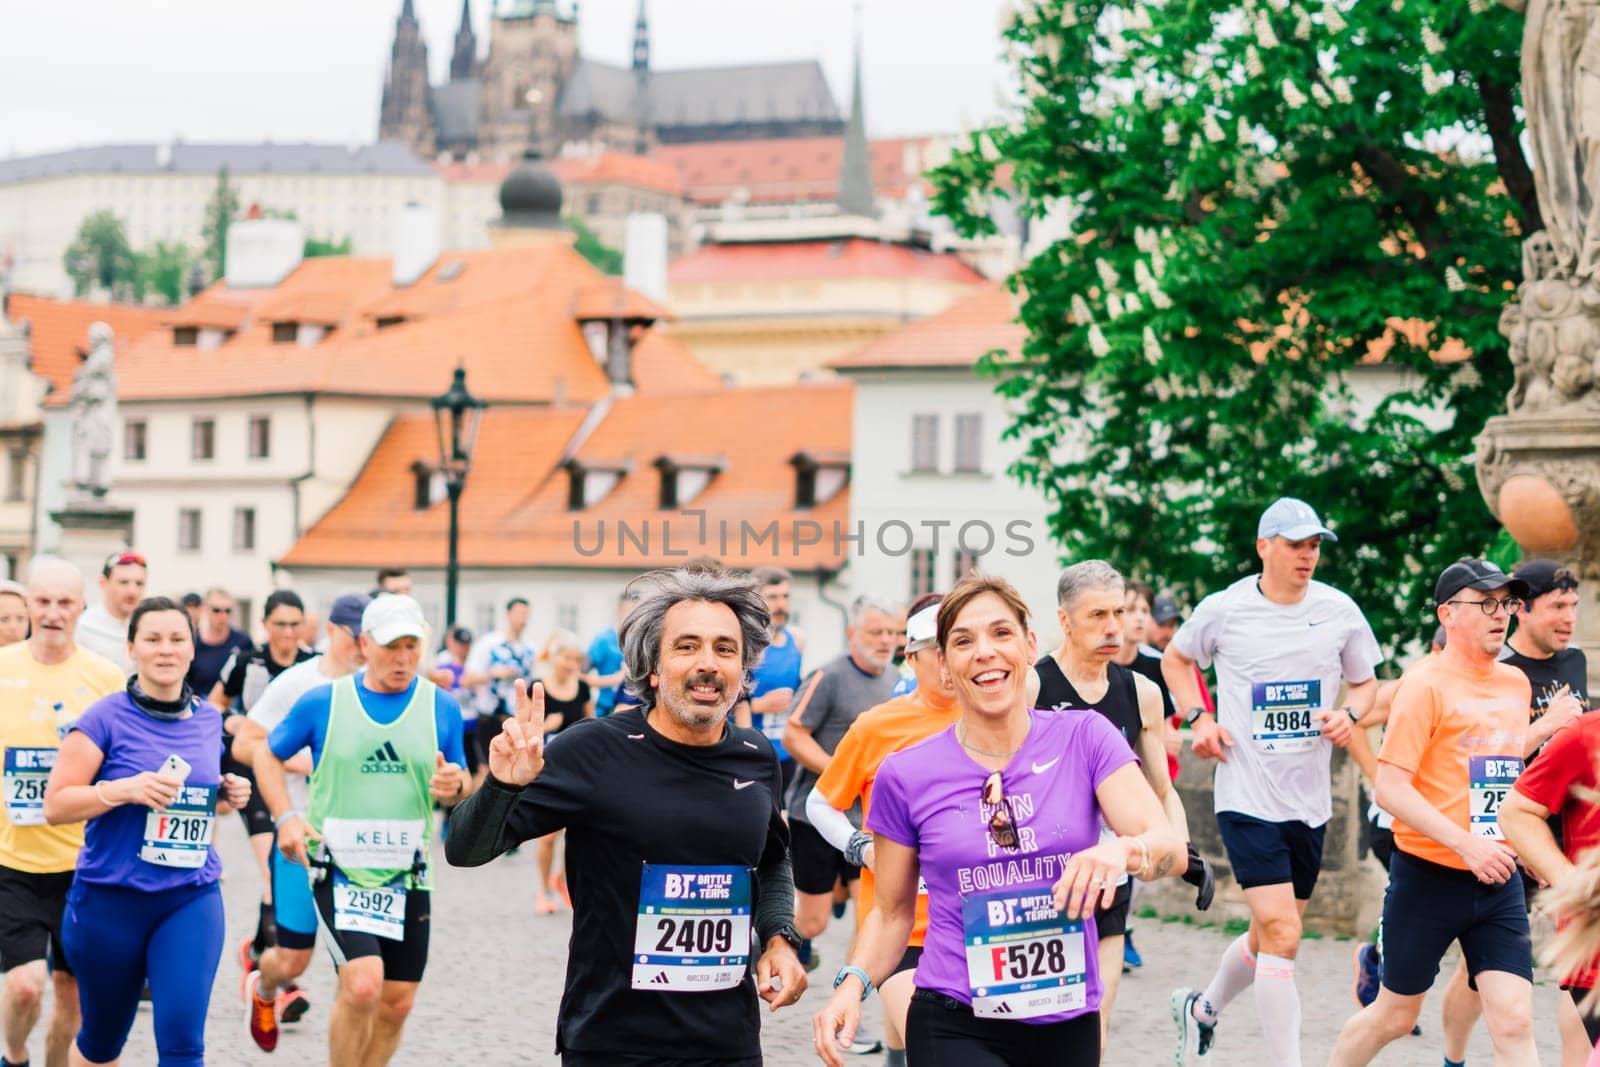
left=1512, top=559, right=1578, bottom=602
left=1151, top=593, right=1182, bottom=625
left=181, top=592, right=202, bottom=607
left=1434, top=558, right=1532, bottom=605
left=449, top=625, right=474, bottom=644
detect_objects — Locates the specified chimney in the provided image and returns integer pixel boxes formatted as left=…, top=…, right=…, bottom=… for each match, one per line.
left=392, top=202, right=441, bottom=286
left=225, top=218, right=305, bottom=289
left=622, top=212, right=668, bottom=304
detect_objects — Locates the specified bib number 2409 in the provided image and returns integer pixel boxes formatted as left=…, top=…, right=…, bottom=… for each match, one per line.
left=631, top=864, right=752, bottom=993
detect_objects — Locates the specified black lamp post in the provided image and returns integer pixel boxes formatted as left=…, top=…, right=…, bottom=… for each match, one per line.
left=431, top=365, right=485, bottom=629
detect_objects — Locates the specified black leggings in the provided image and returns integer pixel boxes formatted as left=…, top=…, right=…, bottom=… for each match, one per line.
left=907, top=989, right=1100, bottom=1066
left=1569, top=987, right=1600, bottom=1046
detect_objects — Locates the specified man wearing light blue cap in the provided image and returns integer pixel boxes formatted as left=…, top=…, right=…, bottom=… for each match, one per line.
left=1165, top=497, right=1383, bottom=1066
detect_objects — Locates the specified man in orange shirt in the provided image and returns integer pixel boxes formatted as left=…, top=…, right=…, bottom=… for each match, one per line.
left=1327, top=559, right=1538, bottom=1066
left=805, top=594, right=954, bottom=1067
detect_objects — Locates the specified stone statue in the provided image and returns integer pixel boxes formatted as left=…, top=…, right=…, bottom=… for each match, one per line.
left=69, top=322, right=116, bottom=499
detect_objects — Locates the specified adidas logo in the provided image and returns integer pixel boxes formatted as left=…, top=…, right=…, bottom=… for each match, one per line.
left=991, top=1001, right=1013, bottom=1015
left=360, top=741, right=408, bottom=775
left=650, top=971, right=671, bottom=986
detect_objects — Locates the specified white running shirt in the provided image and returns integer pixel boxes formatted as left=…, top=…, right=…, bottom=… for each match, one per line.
left=247, top=655, right=337, bottom=810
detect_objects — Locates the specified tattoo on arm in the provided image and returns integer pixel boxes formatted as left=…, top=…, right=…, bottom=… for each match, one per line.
left=1154, top=853, right=1175, bottom=878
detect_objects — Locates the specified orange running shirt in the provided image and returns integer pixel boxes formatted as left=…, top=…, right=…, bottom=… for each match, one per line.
left=814, top=687, right=959, bottom=943
left=1378, top=652, right=1531, bottom=870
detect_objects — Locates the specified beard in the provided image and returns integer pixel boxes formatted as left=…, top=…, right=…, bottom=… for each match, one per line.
left=657, top=671, right=734, bottom=730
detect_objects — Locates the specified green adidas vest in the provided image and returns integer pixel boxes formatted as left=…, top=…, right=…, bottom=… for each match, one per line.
left=308, top=674, right=438, bottom=889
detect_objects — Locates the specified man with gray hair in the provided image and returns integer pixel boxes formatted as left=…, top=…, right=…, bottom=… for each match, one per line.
left=444, top=566, right=807, bottom=1064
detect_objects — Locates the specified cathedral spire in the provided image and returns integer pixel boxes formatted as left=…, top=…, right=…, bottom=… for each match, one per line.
left=631, top=0, right=650, bottom=73
left=837, top=2, right=875, bottom=218
left=451, top=0, right=478, bottom=81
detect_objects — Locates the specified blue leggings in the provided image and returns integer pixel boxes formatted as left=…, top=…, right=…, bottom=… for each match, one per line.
left=61, top=880, right=224, bottom=1067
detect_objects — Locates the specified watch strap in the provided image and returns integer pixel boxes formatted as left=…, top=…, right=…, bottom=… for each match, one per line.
left=833, top=964, right=873, bottom=1000
left=1183, top=705, right=1208, bottom=726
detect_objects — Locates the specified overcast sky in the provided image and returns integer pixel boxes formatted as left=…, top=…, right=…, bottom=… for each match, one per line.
left=0, top=0, right=1016, bottom=158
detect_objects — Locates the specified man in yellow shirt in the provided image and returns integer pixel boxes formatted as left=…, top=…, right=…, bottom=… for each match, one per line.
left=0, top=558, right=123, bottom=1067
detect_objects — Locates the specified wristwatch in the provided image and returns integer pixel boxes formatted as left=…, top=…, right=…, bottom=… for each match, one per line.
left=1183, top=705, right=1209, bottom=726
left=770, top=923, right=803, bottom=953
left=833, top=964, right=873, bottom=1001
left=1345, top=706, right=1361, bottom=725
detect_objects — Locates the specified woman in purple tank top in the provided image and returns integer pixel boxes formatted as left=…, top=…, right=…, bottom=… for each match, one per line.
left=810, top=574, right=1186, bottom=1066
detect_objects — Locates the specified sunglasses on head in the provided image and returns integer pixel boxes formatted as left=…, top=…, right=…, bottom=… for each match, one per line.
left=982, top=771, right=1020, bottom=851
left=106, top=552, right=146, bottom=570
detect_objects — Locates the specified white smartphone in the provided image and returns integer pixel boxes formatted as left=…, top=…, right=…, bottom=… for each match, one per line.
left=160, top=754, right=192, bottom=783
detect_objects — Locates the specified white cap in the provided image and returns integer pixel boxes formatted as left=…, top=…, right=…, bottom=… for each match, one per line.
left=905, top=602, right=940, bottom=653
left=362, top=594, right=428, bottom=645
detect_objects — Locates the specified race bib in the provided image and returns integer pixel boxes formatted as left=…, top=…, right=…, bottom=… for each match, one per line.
left=140, top=784, right=217, bottom=869
left=320, top=818, right=426, bottom=870
left=631, top=863, right=752, bottom=993
left=963, top=886, right=1087, bottom=1020
left=333, top=870, right=407, bottom=941
left=1251, top=680, right=1322, bottom=753
left=3, top=747, right=53, bottom=826
left=1470, top=756, right=1523, bottom=839
left=759, top=712, right=787, bottom=744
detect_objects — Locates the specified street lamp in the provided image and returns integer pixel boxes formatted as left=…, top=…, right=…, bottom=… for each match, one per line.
left=431, top=365, right=485, bottom=629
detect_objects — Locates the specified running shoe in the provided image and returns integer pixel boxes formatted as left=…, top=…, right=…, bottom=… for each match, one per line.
left=1352, top=943, right=1381, bottom=1007
left=535, top=895, right=559, bottom=914
left=1171, top=987, right=1216, bottom=1065
left=1124, top=931, right=1143, bottom=970
left=238, top=935, right=259, bottom=973
left=832, top=898, right=848, bottom=920
left=277, top=984, right=310, bottom=1024
left=245, top=971, right=279, bottom=1052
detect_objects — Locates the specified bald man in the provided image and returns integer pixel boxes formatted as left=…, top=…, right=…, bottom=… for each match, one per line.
left=0, top=559, right=123, bottom=1067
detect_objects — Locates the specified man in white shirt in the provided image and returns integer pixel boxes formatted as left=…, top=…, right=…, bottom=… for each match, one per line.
left=72, top=551, right=147, bottom=672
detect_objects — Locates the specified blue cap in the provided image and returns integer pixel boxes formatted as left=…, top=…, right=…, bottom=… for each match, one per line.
left=328, top=593, right=371, bottom=633
left=1257, top=497, right=1337, bottom=543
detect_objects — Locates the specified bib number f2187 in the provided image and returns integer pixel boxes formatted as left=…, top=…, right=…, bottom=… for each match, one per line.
left=140, top=785, right=217, bottom=869
left=332, top=871, right=407, bottom=941
left=631, top=863, right=752, bottom=993
left=1470, top=756, right=1523, bottom=839
left=963, top=886, right=1087, bottom=1020
left=3, top=747, right=54, bottom=826
left=1251, top=680, right=1322, bottom=754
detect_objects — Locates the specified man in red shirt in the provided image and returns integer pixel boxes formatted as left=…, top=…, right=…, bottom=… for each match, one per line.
left=1500, top=712, right=1600, bottom=1061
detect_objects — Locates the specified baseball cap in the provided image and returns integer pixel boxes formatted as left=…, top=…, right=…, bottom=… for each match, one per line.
left=904, top=601, right=940, bottom=653
left=328, top=593, right=372, bottom=634
left=1151, top=593, right=1182, bottom=626
left=361, top=594, right=428, bottom=645
left=1433, top=558, right=1532, bottom=606
left=181, top=591, right=202, bottom=608
left=449, top=625, right=473, bottom=644
left=1512, top=559, right=1578, bottom=602
left=1257, top=498, right=1337, bottom=543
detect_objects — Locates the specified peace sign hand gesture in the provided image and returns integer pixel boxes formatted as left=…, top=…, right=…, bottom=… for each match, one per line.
left=488, top=679, right=547, bottom=787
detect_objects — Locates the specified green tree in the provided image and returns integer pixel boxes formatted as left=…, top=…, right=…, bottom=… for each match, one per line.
left=63, top=211, right=143, bottom=300
left=139, top=241, right=192, bottom=305
left=303, top=236, right=353, bottom=258
left=567, top=216, right=622, bottom=275
left=932, top=0, right=1528, bottom=654
left=200, top=165, right=240, bottom=283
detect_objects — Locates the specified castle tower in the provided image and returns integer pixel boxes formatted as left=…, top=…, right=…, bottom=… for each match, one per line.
left=631, top=0, right=651, bottom=155
left=378, top=0, right=437, bottom=157
left=451, top=0, right=479, bottom=81
left=479, top=0, right=579, bottom=161
left=837, top=4, right=876, bottom=218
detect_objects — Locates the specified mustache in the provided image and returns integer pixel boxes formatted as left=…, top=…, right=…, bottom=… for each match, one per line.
left=682, top=672, right=726, bottom=691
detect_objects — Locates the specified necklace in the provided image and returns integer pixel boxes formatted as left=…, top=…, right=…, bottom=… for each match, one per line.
left=956, top=718, right=1029, bottom=759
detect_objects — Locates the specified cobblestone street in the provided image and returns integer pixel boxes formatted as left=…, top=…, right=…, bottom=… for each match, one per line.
left=11, top=820, right=1566, bottom=1065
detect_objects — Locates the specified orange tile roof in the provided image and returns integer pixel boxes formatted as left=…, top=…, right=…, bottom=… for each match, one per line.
left=280, top=380, right=852, bottom=571
left=655, top=136, right=932, bottom=206
left=4, top=293, right=168, bottom=400
left=572, top=280, right=672, bottom=322
left=831, top=284, right=1025, bottom=370
left=549, top=152, right=684, bottom=196
left=669, top=237, right=985, bottom=286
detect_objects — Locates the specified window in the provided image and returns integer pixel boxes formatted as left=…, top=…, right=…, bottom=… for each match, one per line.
left=124, top=420, right=147, bottom=461
left=248, top=415, right=271, bottom=460
left=910, top=548, right=936, bottom=599
left=233, top=507, right=256, bottom=552
left=173, top=326, right=198, bottom=346
left=375, top=315, right=406, bottom=330
left=191, top=418, right=215, bottom=461
left=178, top=508, right=202, bottom=552
left=911, top=414, right=940, bottom=472
left=953, top=548, right=982, bottom=582
left=236, top=597, right=252, bottom=628
left=789, top=451, right=849, bottom=509
left=556, top=602, right=579, bottom=632
left=413, top=464, right=445, bottom=510
left=5, top=450, right=24, bottom=503
left=954, top=413, right=983, bottom=473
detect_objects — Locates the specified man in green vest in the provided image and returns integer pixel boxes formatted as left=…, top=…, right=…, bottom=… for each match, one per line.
left=257, top=594, right=472, bottom=1066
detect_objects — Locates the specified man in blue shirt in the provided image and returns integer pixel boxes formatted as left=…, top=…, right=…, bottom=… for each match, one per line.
left=584, top=590, right=638, bottom=716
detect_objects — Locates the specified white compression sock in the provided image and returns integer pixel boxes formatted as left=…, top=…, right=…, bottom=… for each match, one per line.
left=1253, top=952, right=1303, bottom=1067
left=1194, top=932, right=1256, bottom=1023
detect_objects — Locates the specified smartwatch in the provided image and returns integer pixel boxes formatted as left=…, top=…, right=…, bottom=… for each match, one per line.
left=1345, top=706, right=1361, bottom=726
left=833, top=964, right=873, bottom=1001
left=770, top=923, right=803, bottom=953
left=1183, top=705, right=1209, bottom=726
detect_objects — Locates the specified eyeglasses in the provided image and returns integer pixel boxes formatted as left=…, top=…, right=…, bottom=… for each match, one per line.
left=981, top=771, right=1020, bottom=851
left=1443, top=596, right=1524, bottom=616
left=208, top=606, right=232, bottom=615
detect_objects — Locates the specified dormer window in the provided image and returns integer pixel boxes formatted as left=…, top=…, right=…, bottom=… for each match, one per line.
left=271, top=322, right=328, bottom=346
left=375, top=315, right=406, bottom=330
left=411, top=461, right=446, bottom=510
left=173, top=326, right=199, bottom=346
left=272, top=322, right=298, bottom=344
left=789, top=450, right=850, bottom=509
left=653, top=454, right=725, bottom=510
left=564, top=458, right=630, bottom=511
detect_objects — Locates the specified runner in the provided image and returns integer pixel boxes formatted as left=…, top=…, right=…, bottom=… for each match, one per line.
left=810, top=572, right=1185, bottom=1067
left=257, top=593, right=471, bottom=1067
left=0, top=579, right=29, bottom=646
left=584, top=589, right=638, bottom=718
left=1326, top=558, right=1537, bottom=1065
left=42, top=596, right=251, bottom=1067
left=0, top=559, right=122, bottom=1067
left=231, top=592, right=371, bottom=1049
left=445, top=566, right=808, bottom=1065
left=463, top=597, right=535, bottom=777
left=210, top=590, right=315, bottom=978
left=427, top=625, right=476, bottom=777
left=187, top=587, right=250, bottom=697
left=783, top=595, right=900, bottom=975
left=803, top=592, right=952, bottom=1067
left=373, top=568, right=411, bottom=596
left=740, top=568, right=806, bottom=792
left=1166, top=497, right=1381, bottom=1066
left=531, top=630, right=592, bottom=914
left=73, top=551, right=147, bottom=672
left=1032, top=561, right=1205, bottom=1049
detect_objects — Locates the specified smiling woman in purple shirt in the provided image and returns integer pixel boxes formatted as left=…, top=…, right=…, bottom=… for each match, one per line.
left=810, top=574, right=1186, bottom=1067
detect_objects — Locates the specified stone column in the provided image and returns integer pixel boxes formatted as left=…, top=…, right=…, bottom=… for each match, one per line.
left=49, top=503, right=134, bottom=590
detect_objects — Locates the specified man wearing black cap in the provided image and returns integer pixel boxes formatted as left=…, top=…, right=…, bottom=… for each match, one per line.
left=1326, top=559, right=1537, bottom=1066
left=1148, top=592, right=1183, bottom=653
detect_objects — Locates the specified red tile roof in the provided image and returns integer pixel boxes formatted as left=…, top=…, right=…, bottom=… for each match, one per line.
left=669, top=237, right=985, bottom=286
left=830, top=284, right=1024, bottom=370
left=280, top=380, right=851, bottom=571
left=4, top=294, right=168, bottom=400
left=655, top=136, right=934, bottom=206
left=549, top=152, right=684, bottom=196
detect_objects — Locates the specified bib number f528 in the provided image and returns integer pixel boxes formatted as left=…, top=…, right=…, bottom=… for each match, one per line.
left=963, top=886, right=1087, bottom=1019
left=631, top=864, right=752, bottom=993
